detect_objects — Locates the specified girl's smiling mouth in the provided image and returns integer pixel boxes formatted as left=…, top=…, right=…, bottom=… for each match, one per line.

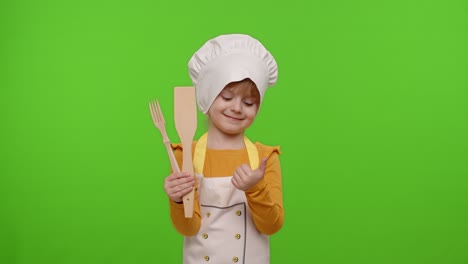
left=224, top=114, right=244, bottom=121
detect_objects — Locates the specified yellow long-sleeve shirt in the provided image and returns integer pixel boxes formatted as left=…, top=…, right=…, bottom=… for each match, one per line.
left=169, top=141, right=284, bottom=236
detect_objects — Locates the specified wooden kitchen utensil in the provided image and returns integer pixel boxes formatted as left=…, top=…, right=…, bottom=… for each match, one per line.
left=149, top=99, right=180, bottom=173
left=174, top=87, right=197, bottom=218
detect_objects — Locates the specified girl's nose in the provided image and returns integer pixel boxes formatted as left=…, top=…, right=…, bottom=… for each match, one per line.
left=230, top=99, right=242, bottom=112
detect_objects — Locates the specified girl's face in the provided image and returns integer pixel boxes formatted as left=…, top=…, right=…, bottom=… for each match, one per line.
left=207, top=81, right=260, bottom=136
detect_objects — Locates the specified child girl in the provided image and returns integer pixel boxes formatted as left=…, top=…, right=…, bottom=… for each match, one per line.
left=163, top=34, right=283, bottom=264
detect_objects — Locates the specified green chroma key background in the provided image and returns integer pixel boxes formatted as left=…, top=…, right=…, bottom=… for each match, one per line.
left=1, top=0, right=467, bottom=263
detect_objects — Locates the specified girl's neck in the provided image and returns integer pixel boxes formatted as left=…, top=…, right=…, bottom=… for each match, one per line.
left=206, top=126, right=245, bottom=150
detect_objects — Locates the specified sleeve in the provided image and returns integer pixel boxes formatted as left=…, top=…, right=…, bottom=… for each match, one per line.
left=167, top=143, right=201, bottom=236
left=245, top=145, right=284, bottom=235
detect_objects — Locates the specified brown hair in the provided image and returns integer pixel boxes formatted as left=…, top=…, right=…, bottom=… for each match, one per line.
left=224, top=78, right=260, bottom=104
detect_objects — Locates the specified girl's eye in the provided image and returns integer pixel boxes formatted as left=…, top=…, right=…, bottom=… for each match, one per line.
left=243, top=101, right=254, bottom=107
left=221, top=96, right=232, bottom=101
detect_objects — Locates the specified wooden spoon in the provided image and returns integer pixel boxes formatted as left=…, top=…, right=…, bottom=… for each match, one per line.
left=174, top=87, right=197, bottom=218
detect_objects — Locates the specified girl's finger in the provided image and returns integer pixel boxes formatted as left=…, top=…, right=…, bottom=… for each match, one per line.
left=172, top=179, right=194, bottom=192
left=238, top=164, right=251, bottom=175
left=169, top=184, right=193, bottom=199
left=175, top=185, right=193, bottom=197
left=167, top=175, right=194, bottom=188
left=231, top=175, right=239, bottom=189
left=235, top=172, right=247, bottom=188
left=235, top=167, right=247, bottom=180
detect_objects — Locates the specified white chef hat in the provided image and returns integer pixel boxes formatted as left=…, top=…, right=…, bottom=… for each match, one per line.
left=188, top=34, right=278, bottom=114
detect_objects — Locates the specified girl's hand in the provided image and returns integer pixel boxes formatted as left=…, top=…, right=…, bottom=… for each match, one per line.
left=164, top=172, right=195, bottom=203
left=232, top=157, right=268, bottom=191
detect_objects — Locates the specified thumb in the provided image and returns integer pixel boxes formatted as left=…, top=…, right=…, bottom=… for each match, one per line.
left=256, top=157, right=268, bottom=173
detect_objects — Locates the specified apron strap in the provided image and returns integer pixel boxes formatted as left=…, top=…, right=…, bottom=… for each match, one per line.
left=193, top=133, right=259, bottom=174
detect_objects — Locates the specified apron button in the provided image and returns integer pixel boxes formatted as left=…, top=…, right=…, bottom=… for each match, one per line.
left=206, top=212, right=211, bottom=217
left=234, top=233, right=241, bottom=239
left=235, top=210, right=242, bottom=216
left=202, top=233, right=208, bottom=239
left=232, top=256, right=239, bottom=262
left=204, top=256, right=210, bottom=261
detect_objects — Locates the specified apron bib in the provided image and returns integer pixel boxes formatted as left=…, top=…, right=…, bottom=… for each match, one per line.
left=183, top=133, right=270, bottom=264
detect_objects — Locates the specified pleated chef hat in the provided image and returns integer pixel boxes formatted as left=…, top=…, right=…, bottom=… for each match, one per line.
left=188, top=34, right=278, bottom=114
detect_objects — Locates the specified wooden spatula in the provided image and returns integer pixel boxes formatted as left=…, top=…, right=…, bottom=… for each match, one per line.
left=174, top=87, right=197, bottom=218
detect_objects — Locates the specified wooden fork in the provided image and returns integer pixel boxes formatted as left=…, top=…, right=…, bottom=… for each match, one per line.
left=149, top=99, right=180, bottom=173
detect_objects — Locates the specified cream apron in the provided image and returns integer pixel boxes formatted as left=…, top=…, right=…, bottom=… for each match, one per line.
left=183, top=133, right=270, bottom=264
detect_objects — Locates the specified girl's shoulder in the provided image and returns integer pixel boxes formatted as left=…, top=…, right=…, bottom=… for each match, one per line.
left=253, top=141, right=281, bottom=156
